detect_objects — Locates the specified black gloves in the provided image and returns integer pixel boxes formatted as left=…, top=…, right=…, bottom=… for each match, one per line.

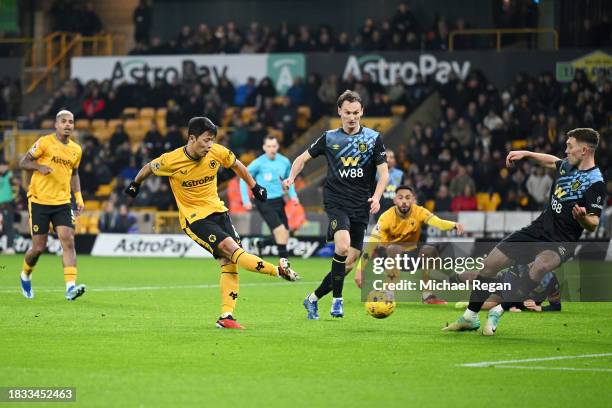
left=125, top=181, right=141, bottom=197
left=251, top=183, right=267, bottom=202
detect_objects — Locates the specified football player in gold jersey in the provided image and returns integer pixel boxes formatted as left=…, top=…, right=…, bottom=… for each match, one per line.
left=19, top=110, right=86, bottom=301
left=354, top=185, right=464, bottom=303
left=125, top=117, right=299, bottom=329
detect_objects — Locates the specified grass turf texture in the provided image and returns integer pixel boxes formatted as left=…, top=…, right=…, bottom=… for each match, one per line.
left=1, top=255, right=611, bottom=407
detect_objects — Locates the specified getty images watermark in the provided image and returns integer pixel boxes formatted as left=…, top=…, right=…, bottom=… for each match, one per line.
left=369, top=252, right=511, bottom=293
left=360, top=241, right=612, bottom=302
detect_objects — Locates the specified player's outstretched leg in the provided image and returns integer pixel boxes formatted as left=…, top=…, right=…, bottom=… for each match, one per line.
left=229, top=247, right=299, bottom=281
left=483, top=304, right=505, bottom=336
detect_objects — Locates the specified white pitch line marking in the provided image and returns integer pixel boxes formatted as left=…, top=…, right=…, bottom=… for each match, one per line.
left=0, top=280, right=319, bottom=293
left=459, top=353, right=612, bottom=373
left=494, top=365, right=612, bottom=373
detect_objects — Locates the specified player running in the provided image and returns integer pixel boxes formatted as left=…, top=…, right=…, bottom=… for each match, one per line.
left=125, top=117, right=299, bottom=329
left=19, top=110, right=86, bottom=300
left=284, top=90, right=389, bottom=319
left=239, top=135, right=298, bottom=263
left=444, top=128, right=605, bottom=335
left=354, top=185, right=464, bottom=303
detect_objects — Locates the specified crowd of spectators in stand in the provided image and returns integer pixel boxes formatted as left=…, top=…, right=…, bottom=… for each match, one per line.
left=17, top=66, right=427, bottom=210
left=49, top=0, right=103, bottom=36
left=130, top=3, right=475, bottom=55
left=392, top=69, right=612, bottom=213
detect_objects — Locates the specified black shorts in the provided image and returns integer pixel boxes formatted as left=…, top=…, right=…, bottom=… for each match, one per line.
left=29, top=201, right=74, bottom=235
left=325, top=207, right=368, bottom=251
left=183, top=212, right=241, bottom=259
left=255, top=197, right=288, bottom=230
left=495, top=225, right=574, bottom=265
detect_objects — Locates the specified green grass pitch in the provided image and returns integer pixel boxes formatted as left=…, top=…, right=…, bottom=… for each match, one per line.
left=1, top=255, right=611, bottom=407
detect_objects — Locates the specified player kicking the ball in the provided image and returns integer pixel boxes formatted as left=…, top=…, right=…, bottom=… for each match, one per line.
left=125, top=117, right=299, bottom=329
left=444, top=128, right=605, bottom=335
left=354, top=185, right=464, bottom=303
left=284, top=90, right=389, bottom=319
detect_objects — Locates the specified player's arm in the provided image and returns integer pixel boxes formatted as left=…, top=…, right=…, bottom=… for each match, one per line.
left=283, top=150, right=312, bottom=188
left=125, top=162, right=154, bottom=197
left=284, top=159, right=299, bottom=202
left=19, top=152, right=52, bottom=174
left=369, top=162, right=389, bottom=214
left=70, top=168, right=85, bottom=215
left=239, top=160, right=259, bottom=209
left=232, top=159, right=267, bottom=202
left=506, top=150, right=560, bottom=169
left=572, top=182, right=606, bottom=232
left=425, top=213, right=464, bottom=235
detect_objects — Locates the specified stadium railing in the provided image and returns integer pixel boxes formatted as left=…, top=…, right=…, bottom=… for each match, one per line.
left=448, top=28, right=558, bottom=51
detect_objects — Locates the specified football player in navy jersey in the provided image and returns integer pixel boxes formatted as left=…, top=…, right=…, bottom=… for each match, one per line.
left=284, top=90, right=389, bottom=319
left=444, top=128, right=606, bottom=335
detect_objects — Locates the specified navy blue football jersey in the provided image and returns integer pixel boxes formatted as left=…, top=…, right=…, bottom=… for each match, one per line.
left=534, top=158, right=606, bottom=241
left=308, top=126, right=386, bottom=215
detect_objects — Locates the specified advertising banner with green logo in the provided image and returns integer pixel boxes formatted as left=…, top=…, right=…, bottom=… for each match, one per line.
left=72, top=54, right=305, bottom=94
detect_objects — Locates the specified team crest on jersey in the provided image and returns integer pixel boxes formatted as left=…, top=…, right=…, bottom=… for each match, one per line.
left=33, top=225, right=39, bottom=232
left=560, top=168, right=566, bottom=175
left=358, top=142, right=368, bottom=153
left=208, top=234, right=217, bottom=243
left=571, top=180, right=581, bottom=191
left=209, top=160, right=217, bottom=169
left=331, top=219, right=337, bottom=230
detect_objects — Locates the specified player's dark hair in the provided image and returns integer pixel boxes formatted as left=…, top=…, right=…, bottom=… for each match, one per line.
left=567, top=128, right=599, bottom=150
left=187, top=117, right=217, bottom=138
left=395, top=185, right=415, bottom=194
left=264, top=135, right=279, bottom=143
left=337, top=90, right=363, bottom=108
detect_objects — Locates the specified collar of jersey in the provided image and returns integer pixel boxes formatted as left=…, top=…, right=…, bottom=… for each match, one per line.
left=338, top=126, right=362, bottom=136
left=52, top=134, right=70, bottom=146
left=183, top=146, right=201, bottom=162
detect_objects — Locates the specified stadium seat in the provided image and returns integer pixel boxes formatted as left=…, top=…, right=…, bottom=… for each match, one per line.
left=476, top=193, right=490, bottom=211
left=41, top=119, right=54, bottom=129
left=140, top=107, right=155, bottom=119
left=91, top=119, right=107, bottom=130
left=223, top=107, right=235, bottom=126
left=95, top=184, right=113, bottom=197
left=241, top=107, right=257, bottom=123
left=75, top=215, right=89, bottom=234
left=88, top=215, right=100, bottom=234
left=124, top=119, right=140, bottom=134
left=488, top=193, right=501, bottom=211
left=391, top=105, right=406, bottom=116
left=297, top=106, right=311, bottom=129
left=155, top=108, right=167, bottom=120
left=424, top=199, right=435, bottom=212
left=94, top=128, right=112, bottom=143
left=108, top=119, right=123, bottom=131
left=122, top=107, right=139, bottom=118
left=84, top=200, right=101, bottom=210
left=511, top=140, right=528, bottom=149
left=75, top=119, right=90, bottom=130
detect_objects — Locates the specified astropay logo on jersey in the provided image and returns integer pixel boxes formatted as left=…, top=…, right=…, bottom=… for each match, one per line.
left=342, top=54, right=471, bottom=85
